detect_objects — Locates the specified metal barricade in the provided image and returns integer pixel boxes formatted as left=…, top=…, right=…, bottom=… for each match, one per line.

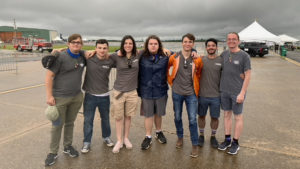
left=0, top=52, right=18, bottom=74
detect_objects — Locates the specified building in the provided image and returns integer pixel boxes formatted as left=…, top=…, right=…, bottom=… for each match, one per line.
left=0, top=26, right=58, bottom=43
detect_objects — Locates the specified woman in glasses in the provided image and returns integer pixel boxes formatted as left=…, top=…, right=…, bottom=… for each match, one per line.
left=110, top=35, right=141, bottom=153
left=138, top=35, right=169, bottom=150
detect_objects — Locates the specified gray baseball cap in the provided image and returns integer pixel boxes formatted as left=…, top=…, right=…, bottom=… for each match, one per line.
left=45, top=106, right=59, bottom=121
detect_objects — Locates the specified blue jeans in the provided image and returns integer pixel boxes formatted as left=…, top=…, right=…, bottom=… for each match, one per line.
left=172, top=91, right=199, bottom=145
left=83, top=93, right=111, bottom=143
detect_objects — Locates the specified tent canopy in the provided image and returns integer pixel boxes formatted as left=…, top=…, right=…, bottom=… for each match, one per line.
left=53, top=36, right=62, bottom=41
left=279, top=34, right=299, bottom=43
left=239, top=21, right=281, bottom=43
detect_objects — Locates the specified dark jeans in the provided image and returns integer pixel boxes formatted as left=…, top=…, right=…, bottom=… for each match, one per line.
left=172, top=91, right=199, bottom=145
left=83, top=93, right=111, bottom=143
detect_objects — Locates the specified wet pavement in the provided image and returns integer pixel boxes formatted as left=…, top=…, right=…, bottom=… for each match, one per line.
left=0, top=51, right=300, bottom=169
left=286, top=50, right=300, bottom=63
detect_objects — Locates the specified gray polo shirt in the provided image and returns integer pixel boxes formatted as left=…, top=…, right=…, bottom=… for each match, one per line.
left=200, top=55, right=223, bottom=97
left=220, top=50, right=251, bottom=95
left=82, top=54, right=115, bottom=95
left=172, top=52, right=194, bottom=96
left=49, top=51, right=85, bottom=97
left=110, top=52, right=141, bottom=92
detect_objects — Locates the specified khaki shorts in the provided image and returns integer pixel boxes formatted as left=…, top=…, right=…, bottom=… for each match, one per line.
left=112, top=89, right=139, bottom=120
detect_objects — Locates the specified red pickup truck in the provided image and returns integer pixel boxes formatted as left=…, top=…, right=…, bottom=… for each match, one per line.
left=13, top=37, right=53, bottom=53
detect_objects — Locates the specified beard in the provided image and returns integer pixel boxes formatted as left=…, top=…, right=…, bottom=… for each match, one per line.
left=207, top=49, right=216, bottom=55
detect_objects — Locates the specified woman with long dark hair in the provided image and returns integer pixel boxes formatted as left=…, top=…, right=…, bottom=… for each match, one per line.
left=110, top=35, right=140, bottom=153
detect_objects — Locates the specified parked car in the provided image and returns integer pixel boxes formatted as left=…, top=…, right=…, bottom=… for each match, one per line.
left=239, top=42, right=269, bottom=57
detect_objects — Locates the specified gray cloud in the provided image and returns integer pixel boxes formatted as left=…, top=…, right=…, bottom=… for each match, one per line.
left=1, top=0, right=299, bottom=40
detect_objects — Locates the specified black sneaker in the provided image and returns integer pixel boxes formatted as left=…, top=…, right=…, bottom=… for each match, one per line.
left=155, top=131, right=167, bottom=144
left=63, top=145, right=79, bottom=157
left=198, top=135, right=204, bottom=147
left=210, top=136, right=219, bottom=148
left=141, top=137, right=152, bottom=150
left=227, top=141, right=240, bottom=155
left=45, top=153, right=58, bottom=166
left=218, top=140, right=231, bottom=151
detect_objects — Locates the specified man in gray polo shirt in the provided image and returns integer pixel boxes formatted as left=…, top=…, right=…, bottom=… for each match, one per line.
left=198, top=38, right=223, bottom=149
left=218, top=32, right=251, bottom=155
left=45, top=34, right=85, bottom=166
left=81, top=39, right=115, bottom=153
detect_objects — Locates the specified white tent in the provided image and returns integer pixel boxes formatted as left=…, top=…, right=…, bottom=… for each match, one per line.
left=278, top=34, right=299, bottom=43
left=53, top=36, right=62, bottom=41
left=239, top=21, right=281, bottom=43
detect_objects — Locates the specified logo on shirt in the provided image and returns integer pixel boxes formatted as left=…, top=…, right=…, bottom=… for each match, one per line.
left=133, top=59, right=139, bottom=63
left=233, top=60, right=239, bottom=65
left=102, top=65, right=110, bottom=69
left=215, top=63, right=222, bottom=66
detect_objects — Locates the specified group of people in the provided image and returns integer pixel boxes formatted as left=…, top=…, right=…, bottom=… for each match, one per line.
left=44, top=32, right=251, bottom=166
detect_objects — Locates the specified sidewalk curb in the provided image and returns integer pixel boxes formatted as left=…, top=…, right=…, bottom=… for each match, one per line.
left=273, top=52, right=300, bottom=67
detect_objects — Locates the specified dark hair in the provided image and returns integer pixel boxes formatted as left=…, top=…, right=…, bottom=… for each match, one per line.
left=205, top=38, right=218, bottom=47
left=182, top=33, right=195, bottom=42
left=228, top=32, right=240, bottom=41
left=120, top=35, right=137, bottom=57
left=95, top=39, right=109, bottom=47
left=68, top=34, right=82, bottom=43
left=143, top=35, right=165, bottom=56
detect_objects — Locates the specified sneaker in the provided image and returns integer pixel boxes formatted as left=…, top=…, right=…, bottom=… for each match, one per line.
left=81, top=142, right=91, bottom=153
left=45, top=153, right=58, bottom=166
left=218, top=140, right=231, bottom=151
left=210, top=136, right=219, bottom=148
left=63, top=145, right=79, bottom=157
left=176, top=138, right=183, bottom=149
left=124, top=138, right=133, bottom=149
left=103, top=137, right=114, bottom=147
left=227, top=142, right=240, bottom=155
left=112, top=141, right=123, bottom=153
left=141, top=137, right=152, bottom=150
left=198, top=135, right=204, bottom=147
left=155, top=131, right=167, bottom=144
left=189, top=145, right=199, bottom=158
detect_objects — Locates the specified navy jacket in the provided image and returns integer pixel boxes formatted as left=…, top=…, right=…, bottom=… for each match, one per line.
left=138, top=53, right=169, bottom=99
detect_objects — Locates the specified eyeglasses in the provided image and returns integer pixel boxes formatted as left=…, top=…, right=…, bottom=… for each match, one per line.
left=70, top=41, right=82, bottom=45
left=127, top=59, right=132, bottom=68
left=227, top=38, right=238, bottom=42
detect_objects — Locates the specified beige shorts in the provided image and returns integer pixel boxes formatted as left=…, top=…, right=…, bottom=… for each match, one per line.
left=112, top=89, right=139, bottom=120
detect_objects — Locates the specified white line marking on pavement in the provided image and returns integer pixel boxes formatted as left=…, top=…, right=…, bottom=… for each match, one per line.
left=0, top=84, right=45, bottom=95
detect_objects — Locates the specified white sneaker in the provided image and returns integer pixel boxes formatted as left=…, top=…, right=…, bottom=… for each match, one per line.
left=103, top=137, right=114, bottom=147
left=81, top=142, right=90, bottom=153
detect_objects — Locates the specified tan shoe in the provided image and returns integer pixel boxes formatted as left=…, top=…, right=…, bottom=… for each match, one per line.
left=190, top=145, right=199, bottom=158
left=124, top=138, right=133, bottom=149
left=112, top=141, right=123, bottom=153
left=176, top=138, right=183, bottom=149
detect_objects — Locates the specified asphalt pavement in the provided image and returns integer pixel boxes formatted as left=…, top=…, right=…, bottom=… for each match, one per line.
left=0, top=50, right=300, bottom=169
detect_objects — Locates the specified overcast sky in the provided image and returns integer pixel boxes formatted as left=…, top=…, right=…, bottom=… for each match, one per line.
left=1, top=0, right=299, bottom=40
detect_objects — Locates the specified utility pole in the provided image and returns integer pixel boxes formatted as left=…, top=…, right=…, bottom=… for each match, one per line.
left=13, top=18, right=17, bottom=39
